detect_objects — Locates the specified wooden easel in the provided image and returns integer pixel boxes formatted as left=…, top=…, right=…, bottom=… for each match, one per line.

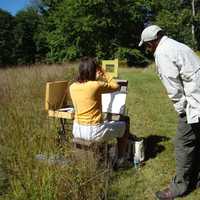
left=45, top=80, right=74, bottom=144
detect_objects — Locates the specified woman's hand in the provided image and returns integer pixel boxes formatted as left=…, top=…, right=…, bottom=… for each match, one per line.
left=96, top=66, right=105, bottom=79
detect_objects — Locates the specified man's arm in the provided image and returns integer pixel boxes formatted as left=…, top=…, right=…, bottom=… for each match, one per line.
left=156, top=54, right=186, bottom=114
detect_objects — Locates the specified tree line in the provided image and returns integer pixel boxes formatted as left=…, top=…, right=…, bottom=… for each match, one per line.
left=0, top=0, right=200, bottom=67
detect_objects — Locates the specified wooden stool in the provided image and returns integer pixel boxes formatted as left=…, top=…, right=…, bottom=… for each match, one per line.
left=72, top=138, right=110, bottom=167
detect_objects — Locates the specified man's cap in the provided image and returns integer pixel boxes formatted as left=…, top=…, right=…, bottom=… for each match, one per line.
left=138, top=25, right=162, bottom=47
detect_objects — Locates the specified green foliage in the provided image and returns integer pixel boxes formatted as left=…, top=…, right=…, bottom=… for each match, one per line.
left=40, top=0, right=150, bottom=62
left=0, top=0, right=200, bottom=66
left=14, top=8, right=46, bottom=64
left=115, top=47, right=150, bottom=67
left=0, top=9, right=15, bottom=66
left=152, top=0, right=200, bottom=48
left=194, top=12, right=200, bottom=49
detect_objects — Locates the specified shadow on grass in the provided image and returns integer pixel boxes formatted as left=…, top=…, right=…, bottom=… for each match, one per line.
left=144, top=135, right=170, bottom=161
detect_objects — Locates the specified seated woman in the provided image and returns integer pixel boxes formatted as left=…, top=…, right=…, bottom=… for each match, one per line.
left=69, top=57, right=130, bottom=166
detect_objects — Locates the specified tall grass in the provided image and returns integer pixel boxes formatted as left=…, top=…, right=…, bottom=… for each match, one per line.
left=0, top=64, right=106, bottom=199
left=1, top=64, right=200, bottom=200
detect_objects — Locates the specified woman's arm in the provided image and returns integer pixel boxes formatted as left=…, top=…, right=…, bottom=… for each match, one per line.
left=96, top=67, right=120, bottom=93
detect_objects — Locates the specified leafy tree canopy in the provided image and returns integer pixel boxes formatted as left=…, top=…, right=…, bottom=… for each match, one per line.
left=0, top=0, right=200, bottom=66
left=0, top=9, right=15, bottom=66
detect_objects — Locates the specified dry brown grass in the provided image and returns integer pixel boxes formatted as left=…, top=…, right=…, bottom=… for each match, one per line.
left=0, top=64, right=106, bottom=200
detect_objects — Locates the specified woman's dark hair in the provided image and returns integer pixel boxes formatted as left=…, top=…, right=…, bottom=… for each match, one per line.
left=77, top=57, right=99, bottom=82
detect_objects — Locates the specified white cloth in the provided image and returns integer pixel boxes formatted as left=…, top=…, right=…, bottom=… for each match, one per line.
left=72, top=121, right=126, bottom=141
left=154, top=36, right=200, bottom=124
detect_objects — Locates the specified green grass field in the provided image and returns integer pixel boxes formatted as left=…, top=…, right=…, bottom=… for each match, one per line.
left=108, top=66, right=200, bottom=200
left=0, top=64, right=200, bottom=199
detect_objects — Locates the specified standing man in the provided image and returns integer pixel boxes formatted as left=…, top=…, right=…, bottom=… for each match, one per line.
left=139, top=25, right=200, bottom=199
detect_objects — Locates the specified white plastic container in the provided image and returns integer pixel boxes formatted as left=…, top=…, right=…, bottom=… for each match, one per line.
left=134, top=138, right=145, bottom=162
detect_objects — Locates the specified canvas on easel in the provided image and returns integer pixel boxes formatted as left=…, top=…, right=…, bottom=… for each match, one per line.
left=101, top=79, right=128, bottom=115
left=102, top=59, right=118, bottom=78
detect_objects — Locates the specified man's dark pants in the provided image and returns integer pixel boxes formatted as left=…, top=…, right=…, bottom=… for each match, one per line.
left=170, top=115, right=200, bottom=197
